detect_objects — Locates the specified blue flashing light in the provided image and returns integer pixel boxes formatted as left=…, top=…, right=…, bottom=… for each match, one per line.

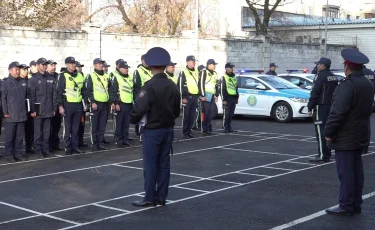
left=237, top=69, right=264, bottom=73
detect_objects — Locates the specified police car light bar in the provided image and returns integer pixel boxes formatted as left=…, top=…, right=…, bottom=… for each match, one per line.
left=238, top=69, right=264, bottom=73
left=286, top=69, right=309, bottom=73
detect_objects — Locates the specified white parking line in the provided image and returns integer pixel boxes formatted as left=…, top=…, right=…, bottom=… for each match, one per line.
left=0, top=215, right=40, bottom=225
left=172, top=186, right=210, bottom=193
left=235, top=172, right=270, bottom=178
left=262, top=166, right=295, bottom=171
left=92, top=204, right=130, bottom=213
left=286, top=161, right=316, bottom=166
left=220, top=147, right=302, bottom=157
left=269, top=190, right=375, bottom=230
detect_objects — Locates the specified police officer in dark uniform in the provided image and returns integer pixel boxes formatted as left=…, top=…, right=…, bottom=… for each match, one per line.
left=324, top=48, right=374, bottom=216
left=131, top=47, right=180, bottom=207
left=2, top=62, right=32, bottom=163
left=57, top=57, right=85, bottom=155
left=362, top=65, right=375, bottom=154
left=110, top=61, right=134, bottom=148
left=75, top=61, right=88, bottom=148
left=312, top=61, right=318, bottom=74
left=221, top=63, right=239, bottom=133
left=265, top=63, right=278, bottom=76
left=307, top=57, right=338, bottom=163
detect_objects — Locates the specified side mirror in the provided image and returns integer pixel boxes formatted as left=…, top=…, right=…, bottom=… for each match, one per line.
left=305, top=85, right=312, bottom=90
left=256, top=84, right=266, bottom=90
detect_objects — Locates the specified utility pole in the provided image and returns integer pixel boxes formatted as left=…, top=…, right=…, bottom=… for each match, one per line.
left=195, top=0, right=199, bottom=59
left=323, top=0, right=329, bottom=57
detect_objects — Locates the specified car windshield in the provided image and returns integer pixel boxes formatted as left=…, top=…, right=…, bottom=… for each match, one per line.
left=258, top=76, right=300, bottom=89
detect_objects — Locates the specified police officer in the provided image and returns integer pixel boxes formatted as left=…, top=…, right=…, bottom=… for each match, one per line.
left=85, top=58, right=110, bottom=151
left=265, top=63, right=278, bottom=76
left=362, top=65, right=375, bottom=154
left=307, top=57, right=338, bottom=163
left=192, top=64, right=206, bottom=131
left=2, top=62, right=32, bottom=163
left=324, top=48, right=374, bottom=216
left=19, top=64, right=35, bottom=154
left=29, top=60, right=38, bottom=78
left=47, top=60, right=63, bottom=152
left=198, top=59, right=219, bottom=135
left=178, top=55, right=199, bottom=138
left=131, top=47, right=180, bottom=207
left=312, top=61, right=318, bottom=74
left=103, top=61, right=110, bottom=74
left=75, top=61, right=88, bottom=148
left=109, top=59, right=125, bottom=81
left=110, top=61, right=134, bottom=147
left=165, top=62, right=178, bottom=84
left=57, top=57, right=85, bottom=155
left=221, top=63, right=239, bottom=133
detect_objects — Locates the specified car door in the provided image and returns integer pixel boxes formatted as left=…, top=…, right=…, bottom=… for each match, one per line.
left=238, top=77, right=270, bottom=115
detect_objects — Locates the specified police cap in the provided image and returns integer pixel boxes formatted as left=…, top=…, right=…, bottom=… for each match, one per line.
left=75, top=61, right=84, bottom=67
left=93, top=58, right=105, bottom=65
left=8, top=61, right=22, bottom=70
left=167, top=62, right=177, bottom=67
left=37, top=58, right=49, bottom=65
left=341, top=48, right=369, bottom=66
left=198, top=65, right=205, bottom=72
left=118, top=62, right=130, bottom=69
left=103, top=61, right=111, bottom=67
left=186, top=55, right=197, bottom=62
left=29, top=60, right=37, bottom=66
left=141, top=55, right=146, bottom=60
left=116, top=59, right=125, bottom=65
left=144, top=47, right=171, bottom=66
left=207, top=59, right=218, bottom=65
left=270, top=63, right=278, bottom=67
left=316, top=57, right=331, bottom=65
left=225, top=63, right=235, bottom=68
left=48, top=60, right=57, bottom=65
left=65, top=57, right=76, bottom=64
left=19, top=64, right=30, bottom=69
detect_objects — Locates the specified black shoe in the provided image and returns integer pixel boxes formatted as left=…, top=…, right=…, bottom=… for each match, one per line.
left=362, top=147, right=368, bottom=154
left=72, top=149, right=84, bottom=154
left=201, top=131, right=210, bottom=136
left=183, top=135, right=190, bottom=139
left=79, top=142, right=89, bottom=148
left=26, top=148, right=35, bottom=154
left=43, top=152, right=55, bottom=158
left=126, top=137, right=135, bottom=141
left=192, top=127, right=200, bottom=131
left=309, top=157, right=329, bottom=163
left=52, top=146, right=63, bottom=151
left=14, top=155, right=24, bottom=162
left=6, top=156, right=16, bottom=163
left=123, top=142, right=132, bottom=147
left=65, top=150, right=73, bottom=155
left=188, top=134, right=195, bottom=138
left=155, top=200, right=166, bottom=206
left=36, top=152, right=45, bottom=159
left=98, top=146, right=108, bottom=151
left=132, top=200, right=156, bottom=207
left=354, top=207, right=361, bottom=214
left=223, top=129, right=230, bottom=133
left=326, top=206, right=353, bottom=216
left=103, top=139, right=110, bottom=144
left=117, top=144, right=126, bottom=148
left=229, top=129, right=238, bottom=133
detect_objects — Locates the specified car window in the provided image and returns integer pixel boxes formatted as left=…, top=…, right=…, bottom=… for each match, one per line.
left=239, top=78, right=266, bottom=89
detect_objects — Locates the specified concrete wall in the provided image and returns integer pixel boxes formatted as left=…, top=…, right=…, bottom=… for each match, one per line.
left=0, top=24, right=351, bottom=78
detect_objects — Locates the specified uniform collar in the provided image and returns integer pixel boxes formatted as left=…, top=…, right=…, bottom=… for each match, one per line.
left=166, top=71, right=174, bottom=77
left=94, top=69, right=104, bottom=76
left=226, top=71, right=235, bottom=77
left=153, top=73, right=167, bottom=78
left=186, top=65, right=195, bottom=71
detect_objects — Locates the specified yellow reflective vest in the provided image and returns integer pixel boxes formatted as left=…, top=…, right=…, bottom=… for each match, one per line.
left=223, top=74, right=237, bottom=95
left=183, top=68, right=199, bottom=94
left=112, top=71, right=134, bottom=103
left=64, top=72, right=84, bottom=102
left=137, top=66, right=152, bottom=86
left=91, top=72, right=109, bottom=102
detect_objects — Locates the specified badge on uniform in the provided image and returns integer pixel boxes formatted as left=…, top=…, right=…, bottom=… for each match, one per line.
left=138, top=90, right=146, bottom=98
left=38, top=80, right=41, bottom=84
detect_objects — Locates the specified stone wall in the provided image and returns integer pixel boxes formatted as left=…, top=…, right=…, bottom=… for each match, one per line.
left=0, top=24, right=352, bottom=77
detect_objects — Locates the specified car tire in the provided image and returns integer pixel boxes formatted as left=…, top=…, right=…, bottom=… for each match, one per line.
left=272, top=102, right=293, bottom=123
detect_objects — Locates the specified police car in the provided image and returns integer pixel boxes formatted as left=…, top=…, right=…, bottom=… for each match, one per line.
left=216, top=70, right=311, bottom=123
left=278, top=69, right=345, bottom=89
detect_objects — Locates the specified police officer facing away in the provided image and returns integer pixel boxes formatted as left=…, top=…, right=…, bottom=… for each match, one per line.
left=178, top=55, right=199, bottom=138
left=221, top=63, right=239, bottom=133
left=324, top=48, right=374, bottom=216
left=57, top=57, right=85, bottom=155
left=85, top=58, right=110, bottom=151
left=362, top=65, right=375, bottom=154
left=29, top=58, right=57, bottom=158
left=110, top=61, right=134, bottom=148
left=198, top=59, right=219, bottom=135
left=2, top=62, right=32, bottom=163
left=307, top=57, right=338, bottom=163
left=266, top=63, right=278, bottom=76
left=75, top=61, right=88, bottom=148
left=131, top=47, right=180, bottom=207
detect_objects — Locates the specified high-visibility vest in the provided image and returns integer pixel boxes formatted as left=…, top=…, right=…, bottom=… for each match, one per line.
left=166, top=72, right=178, bottom=84
left=91, top=72, right=109, bottom=102
left=137, top=66, right=152, bottom=86
left=203, top=70, right=218, bottom=94
left=183, top=68, right=199, bottom=94
left=223, top=74, right=237, bottom=95
left=64, top=72, right=84, bottom=102
left=112, top=71, right=134, bottom=103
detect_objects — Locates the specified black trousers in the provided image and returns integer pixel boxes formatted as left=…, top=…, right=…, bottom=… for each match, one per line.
left=49, top=110, right=62, bottom=149
left=63, top=103, right=82, bottom=152
left=115, top=103, right=132, bottom=145
left=223, top=96, right=236, bottom=130
left=201, top=97, right=215, bottom=133
left=78, top=112, right=85, bottom=144
left=34, top=117, right=52, bottom=154
left=192, top=102, right=202, bottom=130
left=90, top=102, right=108, bottom=148
left=24, top=115, right=34, bottom=150
left=4, top=122, right=24, bottom=157
left=313, top=104, right=331, bottom=160
left=182, top=95, right=198, bottom=136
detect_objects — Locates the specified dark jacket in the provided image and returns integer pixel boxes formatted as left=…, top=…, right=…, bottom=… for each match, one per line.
left=1, top=76, right=30, bottom=122
left=363, top=67, right=375, bottom=88
left=221, top=72, right=239, bottom=101
left=133, top=65, right=151, bottom=97
left=307, top=69, right=338, bottom=111
left=324, top=71, right=374, bottom=150
left=265, top=70, right=277, bottom=76
left=109, top=73, right=135, bottom=104
left=130, top=73, right=180, bottom=129
left=178, top=66, right=199, bottom=99
left=198, top=69, right=219, bottom=99
left=56, top=70, right=83, bottom=107
left=29, top=72, right=57, bottom=118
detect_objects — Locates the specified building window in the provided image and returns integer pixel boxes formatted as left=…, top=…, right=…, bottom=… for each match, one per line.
left=322, top=5, right=340, bottom=19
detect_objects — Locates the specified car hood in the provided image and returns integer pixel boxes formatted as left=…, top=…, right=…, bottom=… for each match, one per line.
left=276, top=89, right=310, bottom=99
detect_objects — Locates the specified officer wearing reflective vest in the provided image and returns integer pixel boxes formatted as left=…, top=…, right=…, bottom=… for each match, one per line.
left=198, top=59, right=219, bottom=135
left=166, top=62, right=178, bottom=84
left=85, top=58, right=110, bottom=151
left=192, top=64, right=206, bottom=131
left=75, top=61, right=88, bottom=148
left=110, top=61, right=134, bottom=148
left=221, top=62, right=239, bottom=133
left=178, top=55, right=199, bottom=138
left=362, top=65, right=375, bottom=154
left=56, top=57, right=85, bottom=155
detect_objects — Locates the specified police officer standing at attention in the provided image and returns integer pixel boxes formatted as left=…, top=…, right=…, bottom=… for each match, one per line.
left=29, top=58, right=57, bottom=158
left=75, top=61, right=88, bottom=148
left=103, top=61, right=110, bottom=74
left=2, top=62, right=32, bottom=163
left=324, top=48, right=374, bottom=216
left=198, top=59, right=219, bottom=135
left=131, top=47, right=180, bottom=207
left=178, top=55, right=199, bottom=138
left=192, top=64, right=206, bottom=131
left=110, top=61, right=134, bottom=148
left=221, top=63, right=239, bottom=133
left=307, top=57, right=338, bottom=163
left=57, top=57, right=85, bottom=155
left=265, top=63, right=278, bottom=76
left=85, top=58, right=110, bottom=151
left=165, top=62, right=178, bottom=84
left=362, top=65, right=375, bottom=154
left=29, top=60, right=38, bottom=78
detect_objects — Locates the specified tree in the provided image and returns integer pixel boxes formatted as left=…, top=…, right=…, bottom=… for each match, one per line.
left=245, top=0, right=293, bottom=36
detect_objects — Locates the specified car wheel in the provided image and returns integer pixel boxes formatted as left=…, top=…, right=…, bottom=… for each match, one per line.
left=272, top=102, right=293, bottom=123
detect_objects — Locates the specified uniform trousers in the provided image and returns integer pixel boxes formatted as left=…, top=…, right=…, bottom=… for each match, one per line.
left=34, top=117, right=52, bottom=154
left=314, top=104, right=332, bottom=160
left=90, top=102, right=108, bottom=148
left=223, top=96, right=236, bottom=131
left=115, top=103, right=132, bottom=145
left=182, top=95, right=198, bottom=136
left=63, top=103, right=83, bottom=152
left=4, top=121, right=24, bottom=157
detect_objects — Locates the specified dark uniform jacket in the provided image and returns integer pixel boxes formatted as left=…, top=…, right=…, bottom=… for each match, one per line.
left=56, top=70, right=83, bottom=107
left=130, top=73, right=180, bottom=129
left=133, top=65, right=151, bottom=98
left=324, top=71, right=374, bottom=150
left=265, top=70, right=277, bottom=76
left=198, top=69, right=219, bottom=98
left=307, top=69, right=338, bottom=111
left=1, top=76, right=30, bottom=122
left=221, top=72, right=239, bottom=101
left=109, top=73, right=135, bottom=104
left=29, top=72, right=57, bottom=118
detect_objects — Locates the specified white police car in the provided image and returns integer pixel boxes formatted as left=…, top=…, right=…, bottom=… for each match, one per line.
left=216, top=70, right=311, bottom=123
